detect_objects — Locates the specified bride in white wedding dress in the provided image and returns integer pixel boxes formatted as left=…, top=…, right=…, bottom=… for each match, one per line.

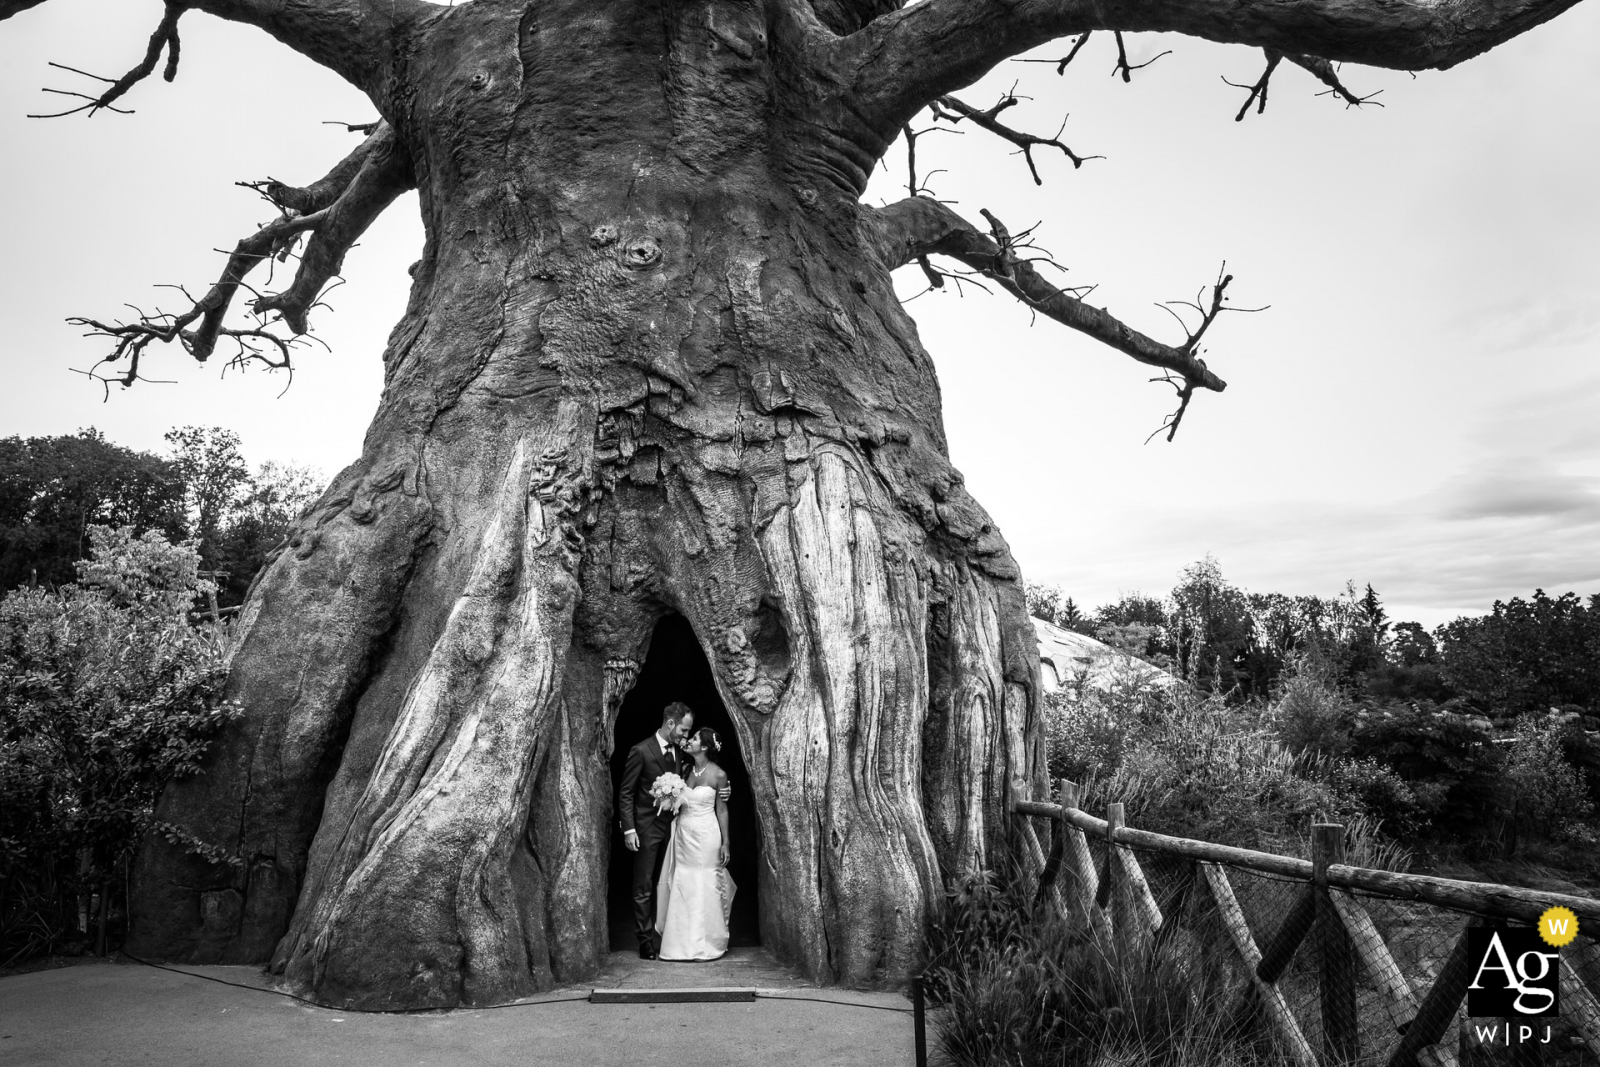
left=656, top=728, right=735, bottom=961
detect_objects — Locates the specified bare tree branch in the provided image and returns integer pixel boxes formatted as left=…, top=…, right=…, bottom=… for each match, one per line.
left=10, top=0, right=434, bottom=95
left=68, top=122, right=412, bottom=388
left=1013, top=31, right=1096, bottom=74
left=1112, top=31, right=1173, bottom=81
left=1224, top=50, right=1284, bottom=121
left=866, top=196, right=1231, bottom=435
left=899, top=120, right=956, bottom=197
left=1225, top=49, right=1381, bottom=119
left=1288, top=54, right=1385, bottom=108
left=931, top=93, right=1099, bottom=184
left=28, top=4, right=183, bottom=119
left=835, top=0, right=1583, bottom=130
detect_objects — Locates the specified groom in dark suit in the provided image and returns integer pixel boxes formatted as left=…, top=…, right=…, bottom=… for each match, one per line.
left=619, top=702, right=696, bottom=959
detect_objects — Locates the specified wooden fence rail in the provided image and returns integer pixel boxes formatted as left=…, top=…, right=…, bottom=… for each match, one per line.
left=1008, top=777, right=1600, bottom=1067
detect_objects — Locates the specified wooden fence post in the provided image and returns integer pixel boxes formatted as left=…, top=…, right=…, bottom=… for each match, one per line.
left=1387, top=918, right=1482, bottom=1067
left=1107, top=803, right=1130, bottom=957
left=1256, top=885, right=1318, bottom=984
left=1060, top=782, right=1115, bottom=950
left=1107, top=802, right=1157, bottom=959
left=1315, top=823, right=1361, bottom=1065
left=1200, top=862, right=1320, bottom=1067
left=1033, top=796, right=1067, bottom=914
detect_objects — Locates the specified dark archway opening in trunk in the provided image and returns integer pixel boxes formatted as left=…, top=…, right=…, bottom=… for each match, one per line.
left=607, top=613, right=761, bottom=951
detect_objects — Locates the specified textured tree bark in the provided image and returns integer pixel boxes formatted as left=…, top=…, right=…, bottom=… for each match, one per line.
left=127, top=0, right=1043, bottom=1009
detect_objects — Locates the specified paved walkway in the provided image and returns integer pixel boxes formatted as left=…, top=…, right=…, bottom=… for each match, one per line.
left=0, top=949, right=920, bottom=1067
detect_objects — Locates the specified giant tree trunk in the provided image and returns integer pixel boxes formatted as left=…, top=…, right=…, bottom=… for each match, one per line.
left=128, top=0, right=1042, bottom=1010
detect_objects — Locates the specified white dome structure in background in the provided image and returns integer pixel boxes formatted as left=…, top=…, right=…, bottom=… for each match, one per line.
left=1032, top=617, right=1176, bottom=696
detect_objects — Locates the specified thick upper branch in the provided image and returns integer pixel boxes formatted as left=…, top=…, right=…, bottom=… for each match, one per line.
left=6, top=0, right=433, bottom=93
left=838, top=0, right=1584, bottom=128
left=70, top=121, right=411, bottom=387
left=0, top=0, right=47, bottom=19
left=255, top=122, right=411, bottom=333
left=866, top=196, right=1227, bottom=393
left=806, top=0, right=907, bottom=35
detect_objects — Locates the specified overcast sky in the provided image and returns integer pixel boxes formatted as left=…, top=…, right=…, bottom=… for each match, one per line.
left=2, top=0, right=1597, bottom=628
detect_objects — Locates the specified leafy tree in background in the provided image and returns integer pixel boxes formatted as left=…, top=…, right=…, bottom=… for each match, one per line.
left=0, top=430, right=185, bottom=591
left=210, top=461, right=321, bottom=606
left=163, top=426, right=251, bottom=572
left=0, top=527, right=235, bottom=961
left=1091, top=593, right=1175, bottom=667
left=1363, top=619, right=1454, bottom=703
left=1391, top=622, right=1438, bottom=668
left=1, top=428, right=320, bottom=610
left=1169, top=555, right=1252, bottom=694
left=1348, top=583, right=1391, bottom=675
left=164, top=426, right=321, bottom=605
left=1024, top=581, right=1092, bottom=634
left=1436, top=591, right=1600, bottom=717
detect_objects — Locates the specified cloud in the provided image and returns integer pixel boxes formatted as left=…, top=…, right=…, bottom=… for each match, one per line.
left=1462, top=373, right=1600, bottom=463
left=1435, top=462, right=1600, bottom=521
left=1457, top=295, right=1600, bottom=356
left=1016, top=487, right=1600, bottom=630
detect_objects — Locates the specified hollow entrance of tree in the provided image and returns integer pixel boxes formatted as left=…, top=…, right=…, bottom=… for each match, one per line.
left=607, top=613, right=761, bottom=951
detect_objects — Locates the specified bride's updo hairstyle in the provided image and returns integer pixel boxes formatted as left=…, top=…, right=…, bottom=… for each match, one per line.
left=693, top=727, right=722, bottom=756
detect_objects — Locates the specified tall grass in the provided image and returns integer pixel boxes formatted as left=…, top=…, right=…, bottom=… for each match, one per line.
left=924, top=867, right=1276, bottom=1067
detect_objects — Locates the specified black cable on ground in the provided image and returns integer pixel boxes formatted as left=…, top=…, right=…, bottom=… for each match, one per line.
left=752, top=992, right=914, bottom=1014
left=116, top=951, right=588, bottom=1014
left=117, top=951, right=916, bottom=1016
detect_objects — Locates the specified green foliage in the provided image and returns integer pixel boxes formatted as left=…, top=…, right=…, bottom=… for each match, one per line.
left=1043, top=688, right=1131, bottom=785
left=1321, top=759, right=1425, bottom=841
left=164, top=427, right=320, bottom=606
left=1436, top=590, right=1600, bottom=717
left=0, top=527, right=238, bottom=963
left=1092, top=593, right=1176, bottom=667
left=924, top=869, right=1270, bottom=1067
left=1026, top=581, right=1093, bottom=634
left=1, top=427, right=321, bottom=613
left=1391, top=622, right=1437, bottom=667
left=1270, top=662, right=1359, bottom=759
left=1497, top=713, right=1596, bottom=856
left=164, top=426, right=251, bottom=568
left=209, top=460, right=320, bottom=606
left=0, top=430, right=186, bottom=592
left=1348, top=702, right=1501, bottom=839
left=1169, top=555, right=1252, bottom=694
left=1054, top=684, right=1345, bottom=850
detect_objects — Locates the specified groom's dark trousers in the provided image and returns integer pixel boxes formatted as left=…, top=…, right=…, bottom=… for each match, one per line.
left=619, top=735, right=686, bottom=950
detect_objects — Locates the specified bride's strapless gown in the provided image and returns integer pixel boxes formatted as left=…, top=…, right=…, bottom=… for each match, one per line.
left=656, top=784, right=736, bottom=961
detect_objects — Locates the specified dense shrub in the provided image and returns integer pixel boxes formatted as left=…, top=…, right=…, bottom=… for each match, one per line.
left=1056, top=686, right=1345, bottom=850
left=1321, top=758, right=1425, bottom=839
left=1270, top=665, right=1358, bottom=759
left=1043, top=688, right=1130, bottom=786
left=0, top=527, right=237, bottom=963
left=1496, top=713, right=1596, bottom=857
left=1348, top=702, right=1501, bottom=840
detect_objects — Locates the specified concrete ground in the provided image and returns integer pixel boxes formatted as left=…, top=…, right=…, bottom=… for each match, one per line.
left=0, top=948, right=921, bottom=1067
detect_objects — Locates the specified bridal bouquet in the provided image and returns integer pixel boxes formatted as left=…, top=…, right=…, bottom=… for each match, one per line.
left=649, top=771, right=687, bottom=815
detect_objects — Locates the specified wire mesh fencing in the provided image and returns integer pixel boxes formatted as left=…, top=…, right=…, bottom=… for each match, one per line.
left=1012, top=780, right=1600, bottom=1067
